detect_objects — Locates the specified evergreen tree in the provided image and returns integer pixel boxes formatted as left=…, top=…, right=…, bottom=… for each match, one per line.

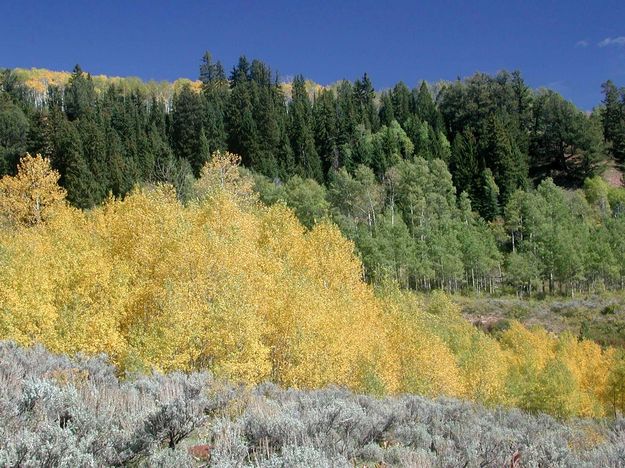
left=76, top=117, right=108, bottom=203
left=335, top=81, right=358, bottom=170
left=531, top=90, right=606, bottom=180
left=230, top=55, right=250, bottom=87
left=378, top=91, right=395, bottom=127
left=226, top=82, right=257, bottom=165
left=289, top=75, right=322, bottom=181
left=450, top=129, right=480, bottom=201
left=485, top=114, right=528, bottom=204
left=171, top=83, right=206, bottom=175
left=353, top=73, right=379, bottom=131
left=414, top=81, right=443, bottom=132
left=249, top=60, right=280, bottom=176
left=390, top=81, right=412, bottom=126
left=479, top=168, right=500, bottom=221
left=0, top=93, right=29, bottom=175
left=199, top=51, right=226, bottom=85
left=601, top=81, right=625, bottom=161
left=313, top=89, right=339, bottom=174
left=64, top=65, right=96, bottom=121
left=51, top=118, right=95, bottom=208
left=200, top=52, right=228, bottom=156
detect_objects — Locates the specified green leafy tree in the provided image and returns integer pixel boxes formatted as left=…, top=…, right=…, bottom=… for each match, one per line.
left=283, top=175, right=329, bottom=228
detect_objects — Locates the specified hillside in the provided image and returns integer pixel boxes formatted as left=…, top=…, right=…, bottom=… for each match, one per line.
left=3, top=60, right=625, bottom=298
left=7, top=66, right=326, bottom=105
left=0, top=153, right=624, bottom=421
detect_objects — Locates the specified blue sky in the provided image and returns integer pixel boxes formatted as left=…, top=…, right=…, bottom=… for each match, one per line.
left=3, top=0, right=625, bottom=109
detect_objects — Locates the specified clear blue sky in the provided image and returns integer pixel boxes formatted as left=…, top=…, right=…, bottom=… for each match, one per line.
left=3, top=0, right=625, bottom=109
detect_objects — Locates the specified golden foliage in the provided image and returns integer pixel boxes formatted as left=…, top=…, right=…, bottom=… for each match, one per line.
left=194, top=151, right=255, bottom=203
left=0, top=154, right=67, bottom=227
left=0, top=153, right=621, bottom=418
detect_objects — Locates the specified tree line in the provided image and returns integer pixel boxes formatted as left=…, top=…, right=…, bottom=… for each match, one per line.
left=1, top=53, right=625, bottom=294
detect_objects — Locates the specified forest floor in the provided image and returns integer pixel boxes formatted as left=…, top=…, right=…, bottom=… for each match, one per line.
left=455, top=293, right=625, bottom=347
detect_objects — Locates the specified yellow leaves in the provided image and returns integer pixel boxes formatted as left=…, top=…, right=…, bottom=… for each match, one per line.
left=16, top=68, right=72, bottom=94
left=556, top=334, right=614, bottom=417
left=499, top=324, right=615, bottom=417
left=0, top=151, right=622, bottom=418
left=0, top=154, right=67, bottom=227
left=499, top=321, right=556, bottom=372
left=194, top=151, right=256, bottom=205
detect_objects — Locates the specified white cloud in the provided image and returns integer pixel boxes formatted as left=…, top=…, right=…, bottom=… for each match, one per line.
left=598, top=36, right=625, bottom=47
left=575, top=40, right=589, bottom=48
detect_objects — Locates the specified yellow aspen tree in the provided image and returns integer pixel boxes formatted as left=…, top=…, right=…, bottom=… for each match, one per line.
left=380, top=289, right=465, bottom=398
left=556, top=334, right=614, bottom=417
left=0, top=153, right=67, bottom=226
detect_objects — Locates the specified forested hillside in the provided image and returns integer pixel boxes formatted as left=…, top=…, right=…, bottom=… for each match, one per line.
left=2, top=55, right=625, bottom=295
left=0, top=153, right=624, bottom=420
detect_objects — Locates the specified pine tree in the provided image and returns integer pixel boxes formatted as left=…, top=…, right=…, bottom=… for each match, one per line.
left=486, top=114, right=528, bottom=204
left=289, top=75, right=323, bottom=181
left=248, top=60, right=280, bottom=176
left=378, top=92, right=395, bottom=127
left=601, top=81, right=625, bottom=161
left=313, top=89, right=339, bottom=174
left=64, top=65, right=96, bottom=121
left=199, top=52, right=228, bottom=156
left=171, top=83, right=205, bottom=175
left=479, top=168, right=500, bottom=221
left=230, top=55, right=250, bottom=87
left=0, top=93, right=29, bottom=175
left=52, top=119, right=96, bottom=208
left=390, top=82, right=412, bottom=127
left=199, top=51, right=226, bottom=85
left=414, top=81, right=443, bottom=132
left=225, top=61, right=262, bottom=172
left=76, top=117, right=108, bottom=204
left=450, top=129, right=480, bottom=201
left=353, top=73, right=379, bottom=131
left=335, top=81, right=358, bottom=170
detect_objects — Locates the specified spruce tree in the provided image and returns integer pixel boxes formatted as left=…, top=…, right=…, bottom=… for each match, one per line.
left=313, top=89, right=339, bottom=174
left=335, top=81, right=358, bottom=170
left=199, top=51, right=226, bottom=85
left=479, top=168, right=500, bottom=221
left=378, top=92, right=395, bottom=127
left=289, top=75, right=323, bottom=181
left=353, top=73, right=379, bottom=131
left=64, top=65, right=96, bottom=121
left=390, top=82, right=412, bottom=127
left=52, top=119, right=96, bottom=208
left=171, top=83, right=205, bottom=175
left=226, top=82, right=257, bottom=165
left=414, top=81, right=443, bottom=132
left=200, top=52, right=228, bottom=156
left=486, top=114, right=528, bottom=204
left=602, top=81, right=625, bottom=161
left=450, top=129, right=480, bottom=201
